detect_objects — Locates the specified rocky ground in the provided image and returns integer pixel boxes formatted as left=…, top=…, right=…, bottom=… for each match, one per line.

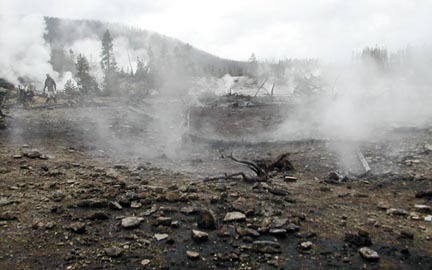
left=0, top=100, right=432, bottom=269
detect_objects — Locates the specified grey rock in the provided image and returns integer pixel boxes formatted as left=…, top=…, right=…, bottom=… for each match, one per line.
left=414, top=204, right=431, bottom=213
left=141, top=259, right=151, bottom=266
left=186, top=250, right=200, bottom=260
left=154, top=233, right=168, bottom=241
left=68, top=222, right=86, bottom=234
left=156, top=216, right=172, bottom=226
left=224, top=212, right=246, bottom=222
left=51, top=190, right=65, bottom=202
left=121, top=216, right=144, bottom=228
left=359, top=247, right=380, bottom=261
left=181, top=206, right=197, bottom=215
left=386, top=208, right=409, bottom=216
left=299, top=241, right=313, bottom=250
left=271, top=217, right=288, bottom=228
left=236, top=227, right=260, bottom=237
left=104, top=246, right=123, bottom=257
left=286, top=223, right=300, bottom=233
left=109, top=201, right=123, bottom=210
left=252, top=241, right=281, bottom=253
left=192, top=229, right=208, bottom=242
left=269, top=228, right=287, bottom=237
left=76, top=199, right=108, bottom=208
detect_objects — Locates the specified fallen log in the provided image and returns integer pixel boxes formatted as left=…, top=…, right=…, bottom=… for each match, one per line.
left=226, top=153, right=268, bottom=178
left=356, top=150, right=371, bottom=175
left=204, top=152, right=294, bottom=183
left=128, top=106, right=159, bottom=120
left=265, top=153, right=295, bottom=172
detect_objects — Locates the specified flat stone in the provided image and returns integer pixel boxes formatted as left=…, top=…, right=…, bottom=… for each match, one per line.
left=268, top=187, right=289, bottom=196
left=286, top=223, right=300, bottom=233
left=154, top=233, right=168, bottom=241
left=386, top=208, right=409, bottom=216
left=345, top=231, right=372, bottom=247
left=24, top=149, right=42, bottom=159
left=165, top=192, right=181, bottom=202
left=269, top=228, right=287, bottom=237
left=217, top=225, right=231, bottom=237
left=284, top=176, right=297, bottom=182
left=113, top=164, right=128, bottom=170
left=141, top=259, right=150, bottom=266
left=76, top=199, right=108, bottom=208
left=181, top=206, right=197, bottom=215
left=425, top=143, right=432, bottom=152
left=232, top=197, right=255, bottom=215
left=359, top=247, right=380, bottom=261
left=192, top=229, right=208, bottom=242
left=121, top=216, right=144, bottom=228
left=143, top=205, right=159, bottom=216
left=87, top=212, right=110, bottom=220
left=271, top=217, right=288, bottom=228
left=171, top=220, right=180, bottom=228
left=104, top=246, right=123, bottom=257
left=224, top=212, right=246, bottom=222
left=252, top=241, right=281, bottom=254
left=186, top=250, right=200, bottom=260
left=156, top=217, right=172, bottom=226
left=415, top=191, right=432, bottom=199
left=0, top=197, right=14, bottom=207
left=68, top=222, right=86, bottom=234
left=377, top=202, right=390, bottom=210
left=299, top=241, right=313, bottom=250
left=130, top=201, right=142, bottom=209
left=109, top=201, right=123, bottom=210
left=51, top=190, right=65, bottom=202
left=328, top=171, right=340, bottom=181
left=106, top=168, right=120, bottom=179
left=400, top=230, right=414, bottom=239
left=236, top=227, right=260, bottom=237
left=414, top=205, right=431, bottom=213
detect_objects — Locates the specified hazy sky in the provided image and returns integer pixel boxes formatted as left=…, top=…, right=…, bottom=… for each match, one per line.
left=2, top=0, right=431, bottom=61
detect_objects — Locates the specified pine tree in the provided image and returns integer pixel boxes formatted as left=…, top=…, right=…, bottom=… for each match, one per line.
left=248, top=53, right=259, bottom=78
left=101, top=30, right=116, bottom=70
left=100, top=30, right=118, bottom=95
left=76, top=54, right=99, bottom=95
left=135, top=57, right=147, bottom=80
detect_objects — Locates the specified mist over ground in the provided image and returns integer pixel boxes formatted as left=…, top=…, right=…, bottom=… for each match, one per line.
left=2, top=3, right=432, bottom=270
left=1, top=3, right=431, bottom=163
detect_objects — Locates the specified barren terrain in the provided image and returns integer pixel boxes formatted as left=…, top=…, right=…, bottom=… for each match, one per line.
left=0, top=99, right=431, bottom=269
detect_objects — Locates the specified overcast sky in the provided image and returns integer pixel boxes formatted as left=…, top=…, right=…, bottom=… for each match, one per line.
left=2, top=0, right=432, bottom=61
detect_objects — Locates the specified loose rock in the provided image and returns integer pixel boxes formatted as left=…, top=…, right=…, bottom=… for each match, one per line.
left=186, top=250, right=200, bottom=260
left=299, top=241, right=313, bottom=250
left=192, top=229, right=208, bottom=242
left=68, top=222, right=86, bottom=234
left=386, top=208, right=409, bottom=216
left=154, top=233, right=168, bottom=241
left=359, top=247, right=380, bottom=261
left=121, top=216, right=144, bottom=228
left=104, top=246, right=123, bottom=257
left=252, top=241, right=281, bottom=253
left=223, top=212, right=246, bottom=222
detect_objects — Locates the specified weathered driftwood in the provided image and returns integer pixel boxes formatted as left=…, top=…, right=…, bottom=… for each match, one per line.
left=204, top=152, right=294, bottom=183
left=356, top=150, right=371, bottom=175
left=128, top=106, right=159, bottom=120
left=254, top=78, right=269, bottom=97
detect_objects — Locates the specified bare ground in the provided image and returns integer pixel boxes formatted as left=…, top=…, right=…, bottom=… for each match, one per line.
left=0, top=99, right=431, bottom=270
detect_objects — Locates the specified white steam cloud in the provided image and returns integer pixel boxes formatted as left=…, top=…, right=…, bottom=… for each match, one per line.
left=0, top=13, right=57, bottom=87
